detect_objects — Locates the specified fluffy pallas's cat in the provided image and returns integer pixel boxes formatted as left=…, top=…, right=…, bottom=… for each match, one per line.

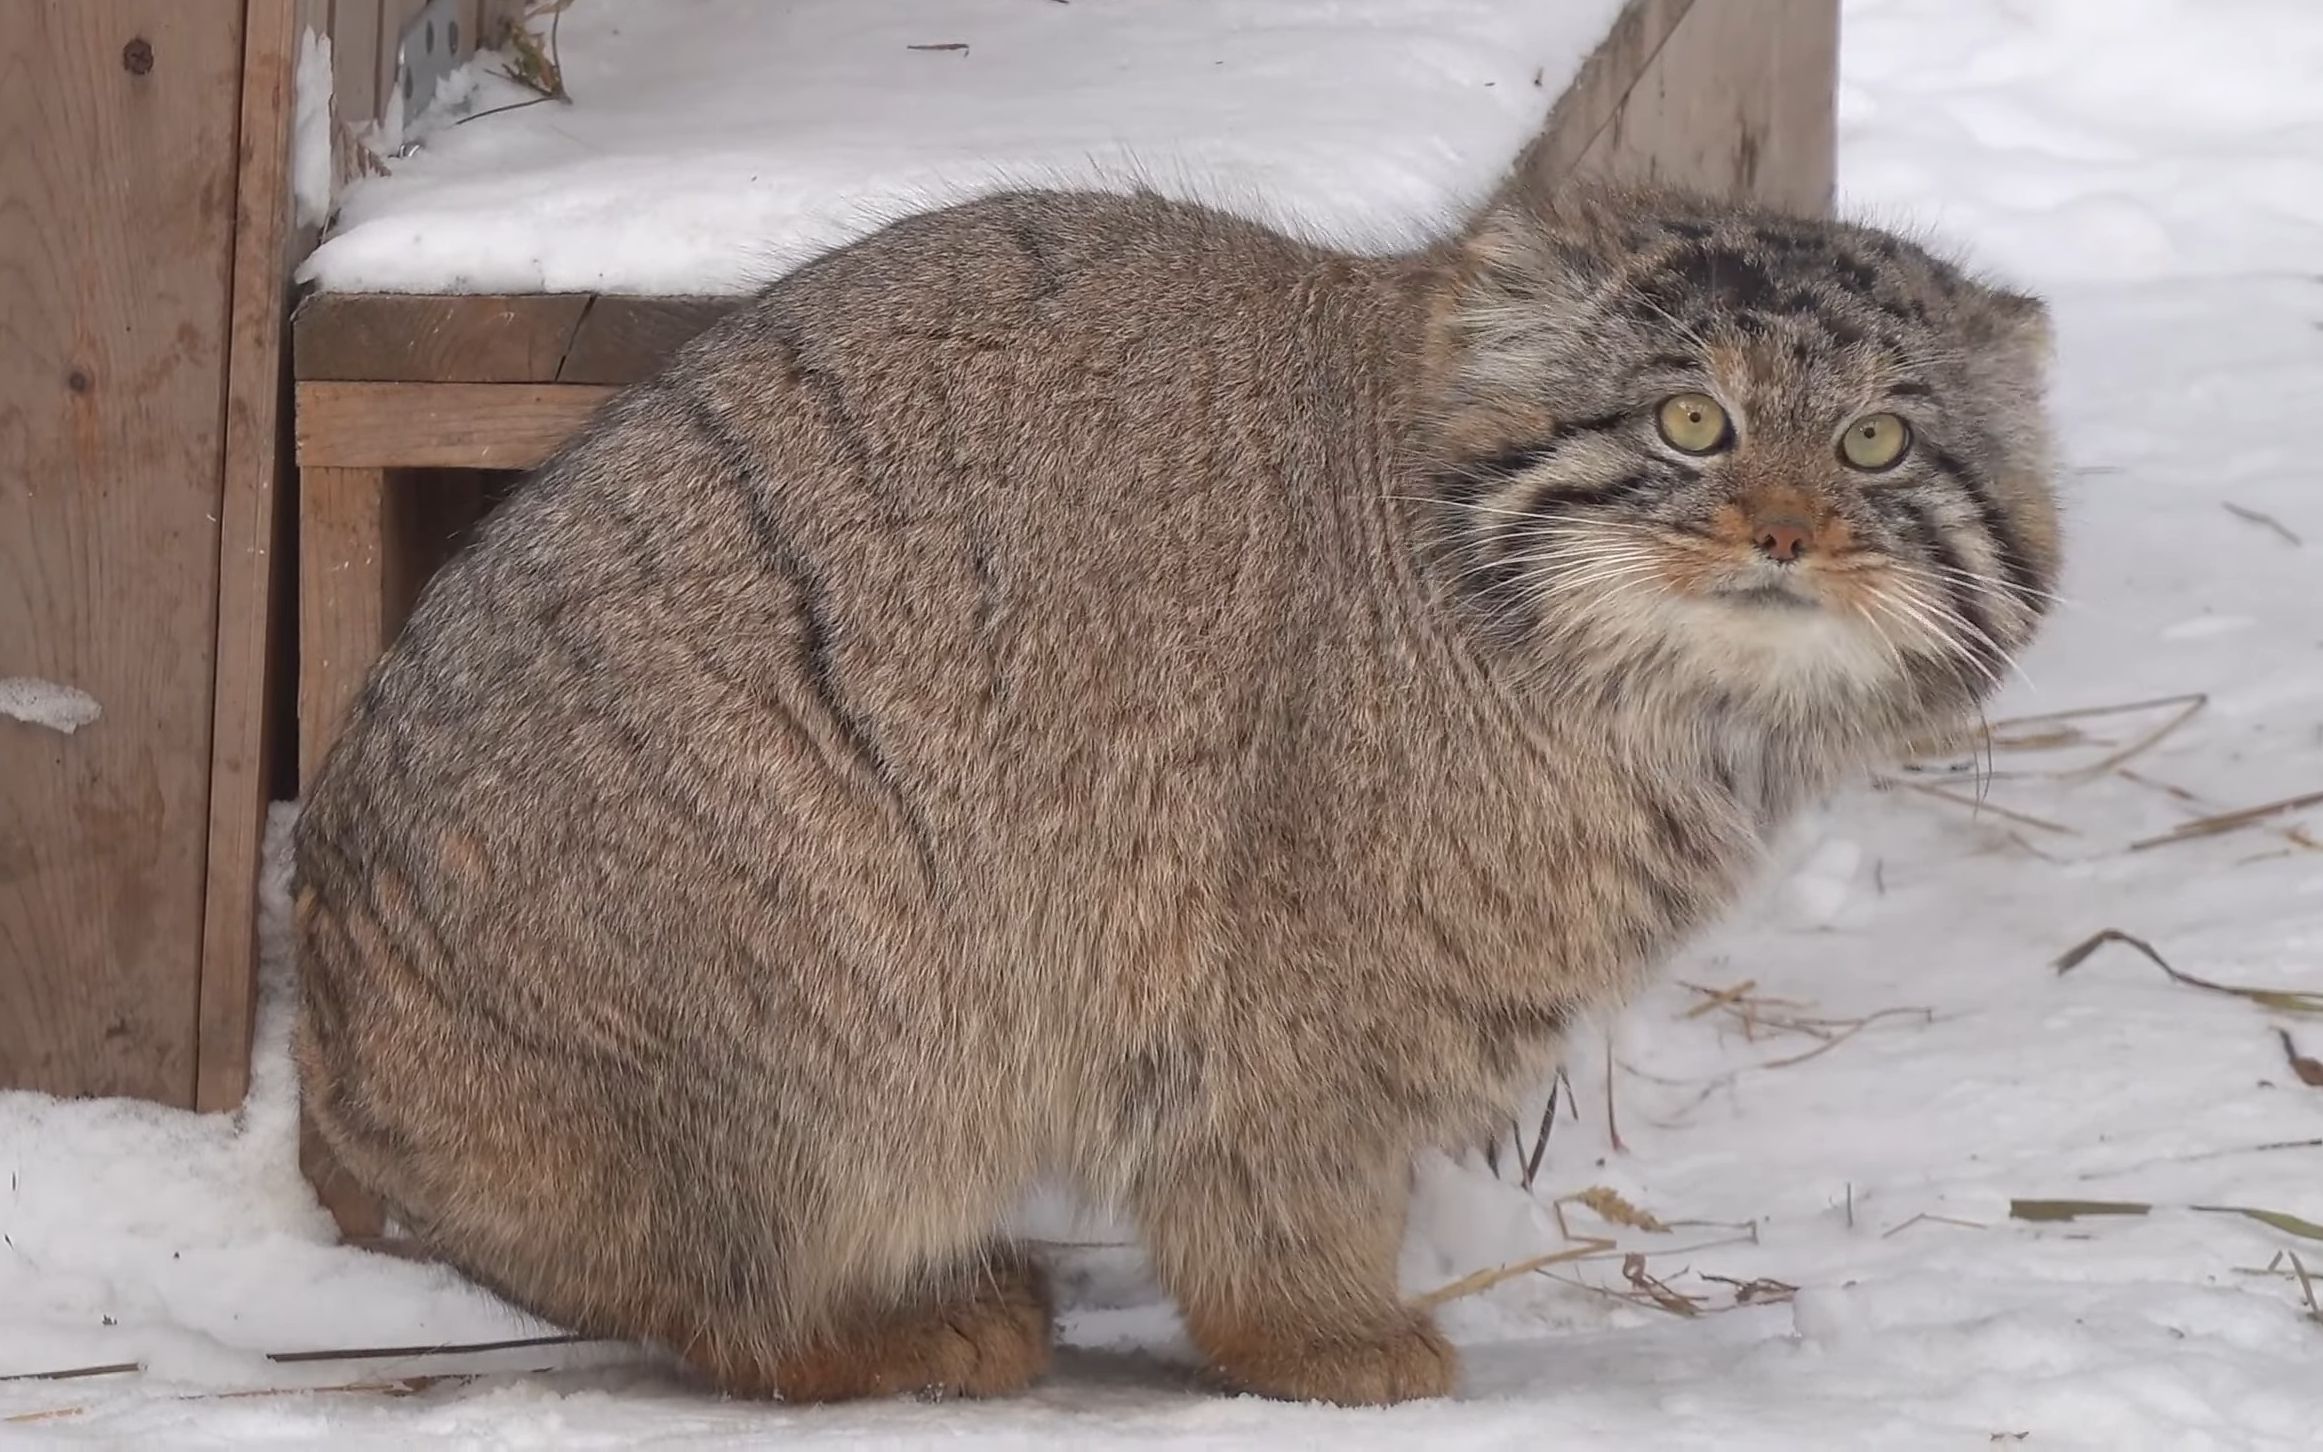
left=295, top=180, right=2057, bottom=1405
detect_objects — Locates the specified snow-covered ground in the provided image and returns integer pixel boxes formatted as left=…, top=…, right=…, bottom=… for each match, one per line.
left=8, top=0, right=2323, bottom=1445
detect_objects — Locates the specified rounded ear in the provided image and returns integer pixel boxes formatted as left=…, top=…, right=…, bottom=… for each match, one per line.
left=1453, top=201, right=1562, bottom=303
left=1451, top=187, right=1642, bottom=325
left=1967, top=287, right=2054, bottom=372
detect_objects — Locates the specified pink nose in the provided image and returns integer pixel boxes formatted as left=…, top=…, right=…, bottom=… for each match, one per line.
left=1754, top=519, right=1810, bottom=563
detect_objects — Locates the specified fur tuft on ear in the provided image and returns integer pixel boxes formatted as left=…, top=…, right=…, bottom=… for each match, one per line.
left=1959, top=284, right=2055, bottom=423
left=1964, top=285, right=2053, bottom=369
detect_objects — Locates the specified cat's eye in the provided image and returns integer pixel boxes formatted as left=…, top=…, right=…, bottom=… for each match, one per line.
left=1656, top=393, right=1732, bottom=455
left=1840, top=412, right=1911, bottom=471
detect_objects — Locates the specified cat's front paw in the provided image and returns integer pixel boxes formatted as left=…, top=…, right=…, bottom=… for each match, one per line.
left=1205, top=1312, right=1457, bottom=1406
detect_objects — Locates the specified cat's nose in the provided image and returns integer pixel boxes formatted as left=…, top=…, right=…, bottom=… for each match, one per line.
left=1753, top=519, right=1811, bottom=563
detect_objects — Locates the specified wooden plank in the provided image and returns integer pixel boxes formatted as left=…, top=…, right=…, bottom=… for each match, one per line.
left=557, top=296, right=737, bottom=385
left=0, top=0, right=247, bottom=1105
left=290, top=292, right=735, bottom=386
left=298, top=466, right=392, bottom=787
left=296, top=463, right=486, bottom=784
left=329, top=0, right=382, bottom=138
left=296, top=381, right=618, bottom=468
left=1572, top=0, right=1839, bottom=215
left=1513, top=0, right=1693, bottom=189
left=295, top=293, right=593, bottom=381
left=195, top=0, right=303, bottom=1114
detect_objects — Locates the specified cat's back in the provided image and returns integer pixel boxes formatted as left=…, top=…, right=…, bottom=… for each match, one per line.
left=298, top=189, right=1422, bottom=954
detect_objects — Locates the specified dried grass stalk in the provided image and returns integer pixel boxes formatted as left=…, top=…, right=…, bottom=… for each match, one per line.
left=2052, top=929, right=2323, bottom=1016
left=2128, top=789, right=2323, bottom=852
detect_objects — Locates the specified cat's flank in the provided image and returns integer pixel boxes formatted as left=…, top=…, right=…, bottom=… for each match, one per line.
left=294, top=181, right=2057, bottom=1405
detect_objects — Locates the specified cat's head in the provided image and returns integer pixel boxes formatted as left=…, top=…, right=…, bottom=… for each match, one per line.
left=1422, top=185, right=2059, bottom=743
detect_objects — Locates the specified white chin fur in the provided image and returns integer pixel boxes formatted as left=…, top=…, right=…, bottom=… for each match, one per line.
left=1650, top=591, right=1903, bottom=706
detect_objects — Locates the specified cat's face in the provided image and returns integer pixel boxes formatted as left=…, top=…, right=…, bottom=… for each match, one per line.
left=1431, top=189, right=2060, bottom=731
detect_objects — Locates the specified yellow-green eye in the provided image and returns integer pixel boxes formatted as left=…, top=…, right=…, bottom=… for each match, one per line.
left=1840, top=412, right=1911, bottom=471
left=1655, top=393, right=1732, bottom=455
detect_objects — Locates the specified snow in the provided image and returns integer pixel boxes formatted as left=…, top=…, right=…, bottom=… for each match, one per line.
left=10, top=0, right=2323, bottom=1445
left=292, top=30, right=335, bottom=231
left=0, top=678, right=100, bottom=735
left=296, top=0, right=1629, bottom=294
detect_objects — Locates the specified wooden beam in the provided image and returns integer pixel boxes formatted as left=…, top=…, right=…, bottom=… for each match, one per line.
left=295, top=381, right=618, bottom=469
left=294, top=292, right=594, bottom=382
left=556, top=296, right=735, bottom=384
left=1516, top=0, right=1693, bottom=188
left=196, top=0, right=302, bottom=1113
left=292, top=292, right=736, bottom=385
left=1572, top=0, right=1839, bottom=214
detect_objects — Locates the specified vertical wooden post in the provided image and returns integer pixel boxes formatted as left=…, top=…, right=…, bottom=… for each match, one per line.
left=1569, top=0, right=1840, bottom=215
left=299, top=465, right=397, bottom=786
left=297, top=465, right=486, bottom=785
left=196, top=0, right=303, bottom=1114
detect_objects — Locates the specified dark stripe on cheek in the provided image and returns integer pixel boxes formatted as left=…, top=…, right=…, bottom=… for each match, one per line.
left=1926, top=445, right=2046, bottom=611
left=1527, top=472, right=1658, bottom=520
left=1433, top=412, right=1635, bottom=504
left=1901, top=502, right=2005, bottom=675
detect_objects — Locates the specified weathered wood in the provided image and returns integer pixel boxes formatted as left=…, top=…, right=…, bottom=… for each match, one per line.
left=196, top=0, right=305, bottom=1114
left=295, top=293, right=594, bottom=381
left=296, top=381, right=619, bottom=468
left=291, top=293, right=736, bottom=385
left=556, top=297, right=737, bottom=385
left=297, top=464, right=484, bottom=783
left=0, top=0, right=246, bottom=1104
left=1572, top=0, right=1839, bottom=214
left=299, top=466, right=386, bottom=789
left=329, top=0, right=382, bottom=149
left=1517, top=0, right=1693, bottom=189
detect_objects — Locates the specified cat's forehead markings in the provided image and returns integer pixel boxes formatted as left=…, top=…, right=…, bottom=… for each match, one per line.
left=1664, top=246, right=1781, bottom=312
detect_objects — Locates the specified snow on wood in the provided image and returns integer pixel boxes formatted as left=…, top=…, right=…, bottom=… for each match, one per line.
left=292, top=30, right=335, bottom=230
left=0, top=677, right=101, bottom=735
left=299, top=0, right=1630, bottom=295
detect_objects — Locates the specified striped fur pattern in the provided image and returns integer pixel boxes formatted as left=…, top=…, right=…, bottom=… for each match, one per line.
left=1430, top=186, right=2058, bottom=790
left=294, top=181, right=2057, bottom=1407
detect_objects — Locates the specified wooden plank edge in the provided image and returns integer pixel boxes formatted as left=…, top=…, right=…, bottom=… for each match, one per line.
left=295, top=381, right=619, bottom=469
left=1511, top=0, right=1694, bottom=190
left=292, top=292, right=595, bottom=382
left=555, top=295, right=739, bottom=385
left=196, top=0, right=301, bottom=1114
left=1571, top=0, right=1839, bottom=216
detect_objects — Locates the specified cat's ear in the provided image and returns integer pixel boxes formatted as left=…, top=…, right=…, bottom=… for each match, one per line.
left=1964, top=285, right=2054, bottom=381
left=1961, top=285, right=2058, bottom=511
left=1453, top=186, right=1618, bottom=307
